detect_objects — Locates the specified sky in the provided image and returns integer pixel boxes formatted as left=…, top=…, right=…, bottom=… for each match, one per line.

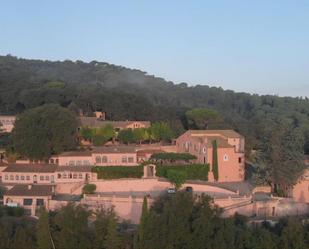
left=1, top=0, right=309, bottom=97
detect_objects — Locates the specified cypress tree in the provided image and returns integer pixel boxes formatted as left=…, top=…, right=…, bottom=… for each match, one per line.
left=212, top=140, right=219, bottom=181
left=105, top=213, right=120, bottom=249
left=135, top=196, right=149, bottom=249
left=37, top=209, right=54, bottom=249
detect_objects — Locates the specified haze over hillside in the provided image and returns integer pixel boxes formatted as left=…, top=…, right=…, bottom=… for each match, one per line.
left=1, top=55, right=309, bottom=157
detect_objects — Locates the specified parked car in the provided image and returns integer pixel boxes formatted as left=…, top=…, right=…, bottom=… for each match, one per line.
left=185, top=186, right=193, bottom=193
left=167, top=188, right=176, bottom=194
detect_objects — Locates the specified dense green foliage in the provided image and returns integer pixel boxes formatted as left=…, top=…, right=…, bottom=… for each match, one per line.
left=156, top=164, right=209, bottom=181
left=135, top=191, right=309, bottom=249
left=150, top=152, right=196, bottom=163
left=1, top=55, right=309, bottom=182
left=0, top=197, right=308, bottom=248
left=80, top=124, right=115, bottom=146
left=166, top=170, right=187, bottom=189
left=12, top=104, right=78, bottom=160
left=82, top=184, right=97, bottom=194
left=93, top=166, right=144, bottom=179
left=212, top=140, right=219, bottom=181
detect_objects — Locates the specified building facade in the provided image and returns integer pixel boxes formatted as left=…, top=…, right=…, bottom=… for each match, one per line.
left=0, top=115, right=16, bottom=133
left=176, top=130, right=245, bottom=182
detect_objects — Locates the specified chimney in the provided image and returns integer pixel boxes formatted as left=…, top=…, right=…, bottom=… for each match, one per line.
left=28, top=184, right=32, bottom=190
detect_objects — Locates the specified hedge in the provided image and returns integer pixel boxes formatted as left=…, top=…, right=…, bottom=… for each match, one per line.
left=92, top=164, right=209, bottom=181
left=156, top=164, right=209, bottom=181
left=93, top=166, right=144, bottom=179
left=151, top=152, right=197, bottom=161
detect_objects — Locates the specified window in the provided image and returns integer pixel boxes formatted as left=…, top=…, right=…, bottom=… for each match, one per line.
left=223, top=154, right=229, bottom=162
left=203, top=147, right=207, bottom=154
left=4, top=175, right=8, bottom=180
left=21, top=175, right=25, bottom=181
left=73, top=173, right=77, bottom=179
left=15, top=175, right=19, bottom=180
left=76, top=160, right=82, bottom=166
left=36, top=199, right=44, bottom=206
left=26, top=176, right=30, bottom=180
left=95, top=156, right=101, bottom=164
left=10, top=175, right=14, bottom=180
left=23, top=199, right=33, bottom=206
left=62, top=173, right=67, bottom=179
left=45, top=176, right=49, bottom=181
left=83, top=160, right=90, bottom=165
left=128, top=157, right=134, bottom=163
left=57, top=174, right=62, bottom=179
left=69, top=161, right=75, bottom=166
left=238, top=157, right=242, bottom=163
left=102, top=156, right=107, bottom=163
left=40, top=176, right=44, bottom=181
left=122, top=156, right=127, bottom=163
left=79, top=173, right=83, bottom=179
left=50, top=159, right=54, bottom=164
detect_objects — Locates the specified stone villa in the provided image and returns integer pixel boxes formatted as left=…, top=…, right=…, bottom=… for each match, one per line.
left=1, top=129, right=309, bottom=222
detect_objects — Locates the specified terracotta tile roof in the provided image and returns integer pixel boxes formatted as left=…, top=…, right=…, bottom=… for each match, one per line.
left=92, top=146, right=136, bottom=154
left=189, top=130, right=243, bottom=138
left=137, top=149, right=164, bottom=156
left=79, top=117, right=150, bottom=129
left=56, top=166, right=92, bottom=172
left=190, top=136, right=233, bottom=148
left=5, top=184, right=54, bottom=196
left=206, top=136, right=234, bottom=148
left=58, top=151, right=92, bottom=157
left=2, top=164, right=58, bottom=173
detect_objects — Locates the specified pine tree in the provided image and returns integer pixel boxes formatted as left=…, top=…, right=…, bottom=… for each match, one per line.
left=37, top=209, right=54, bottom=249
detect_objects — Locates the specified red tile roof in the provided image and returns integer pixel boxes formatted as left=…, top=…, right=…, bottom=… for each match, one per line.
left=3, top=164, right=58, bottom=173
left=5, top=184, right=54, bottom=196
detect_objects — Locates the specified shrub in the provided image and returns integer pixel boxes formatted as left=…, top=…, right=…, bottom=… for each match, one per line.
left=93, top=166, right=144, bottom=179
left=82, top=184, right=97, bottom=194
left=5, top=206, right=25, bottom=217
left=156, top=164, right=209, bottom=181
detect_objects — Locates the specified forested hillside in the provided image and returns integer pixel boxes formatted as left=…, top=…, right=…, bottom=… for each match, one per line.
left=1, top=55, right=309, bottom=184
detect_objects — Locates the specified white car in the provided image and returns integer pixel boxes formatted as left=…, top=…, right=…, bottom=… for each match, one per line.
left=167, top=188, right=176, bottom=194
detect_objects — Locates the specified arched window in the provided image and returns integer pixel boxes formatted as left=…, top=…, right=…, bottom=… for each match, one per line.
left=95, top=156, right=101, bottom=164
left=203, top=147, right=207, bottom=154
left=21, top=175, right=25, bottom=181
left=15, top=175, right=19, bottom=181
left=45, top=175, right=49, bottom=181
left=79, top=173, right=83, bottom=179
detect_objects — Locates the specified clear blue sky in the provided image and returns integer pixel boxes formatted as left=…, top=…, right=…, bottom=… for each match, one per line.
left=1, top=1, right=308, bottom=97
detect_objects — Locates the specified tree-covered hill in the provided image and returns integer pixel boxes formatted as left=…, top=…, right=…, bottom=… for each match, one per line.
left=1, top=55, right=309, bottom=183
